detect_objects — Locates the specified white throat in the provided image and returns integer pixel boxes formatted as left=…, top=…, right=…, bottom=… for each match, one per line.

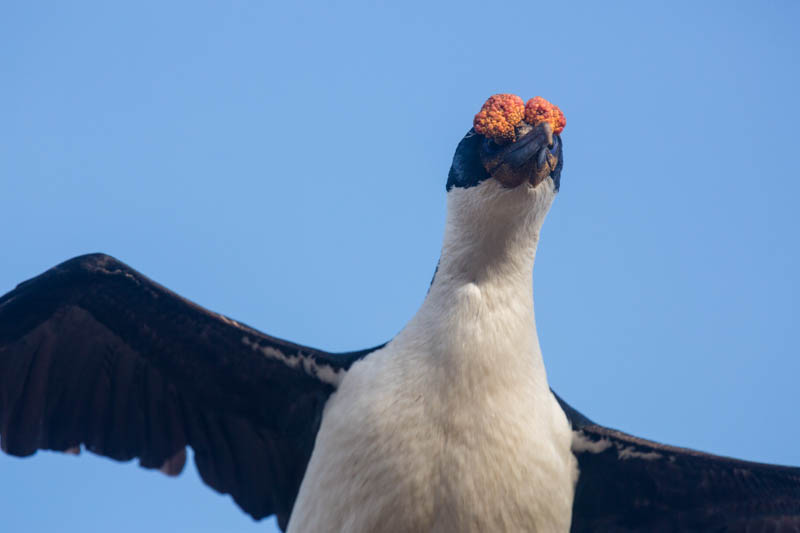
left=395, top=177, right=557, bottom=395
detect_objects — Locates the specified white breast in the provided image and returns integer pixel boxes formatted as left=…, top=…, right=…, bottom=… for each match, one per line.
left=287, top=296, right=577, bottom=532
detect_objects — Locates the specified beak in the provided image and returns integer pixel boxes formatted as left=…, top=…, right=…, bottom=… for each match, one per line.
left=479, top=122, right=560, bottom=189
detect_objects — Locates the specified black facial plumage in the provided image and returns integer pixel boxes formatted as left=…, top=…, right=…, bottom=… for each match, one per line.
left=446, top=129, right=491, bottom=192
left=446, top=128, right=564, bottom=192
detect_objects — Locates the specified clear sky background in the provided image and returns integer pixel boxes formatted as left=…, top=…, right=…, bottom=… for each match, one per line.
left=1, top=2, right=798, bottom=532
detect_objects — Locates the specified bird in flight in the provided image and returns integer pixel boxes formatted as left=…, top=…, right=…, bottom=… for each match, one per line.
left=1, top=95, right=799, bottom=532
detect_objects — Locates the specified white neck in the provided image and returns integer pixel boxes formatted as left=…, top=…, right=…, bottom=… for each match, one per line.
left=395, top=178, right=557, bottom=394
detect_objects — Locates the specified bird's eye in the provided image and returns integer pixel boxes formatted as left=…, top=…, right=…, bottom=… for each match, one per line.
left=548, top=138, right=559, bottom=155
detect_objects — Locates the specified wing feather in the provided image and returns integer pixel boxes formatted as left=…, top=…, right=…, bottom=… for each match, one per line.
left=554, top=394, right=800, bottom=532
left=0, top=253, right=378, bottom=530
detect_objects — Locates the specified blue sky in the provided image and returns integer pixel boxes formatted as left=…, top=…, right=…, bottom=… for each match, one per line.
left=1, top=1, right=798, bottom=531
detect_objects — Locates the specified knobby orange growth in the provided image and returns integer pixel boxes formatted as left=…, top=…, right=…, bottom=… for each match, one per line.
left=524, top=96, right=566, bottom=135
left=473, top=94, right=566, bottom=143
left=473, top=94, right=525, bottom=144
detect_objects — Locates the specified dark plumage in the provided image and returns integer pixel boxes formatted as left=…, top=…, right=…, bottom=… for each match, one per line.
left=0, top=253, right=377, bottom=530
left=556, top=395, right=800, bottom=531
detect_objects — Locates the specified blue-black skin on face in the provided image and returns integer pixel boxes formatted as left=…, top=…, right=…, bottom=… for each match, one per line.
left=446, top=128, right=563, bottom=192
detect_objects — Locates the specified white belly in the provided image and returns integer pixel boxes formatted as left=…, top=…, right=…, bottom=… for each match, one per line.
left=287, top=345, right=578, bottom=533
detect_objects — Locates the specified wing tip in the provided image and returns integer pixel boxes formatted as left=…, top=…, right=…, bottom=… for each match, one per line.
left=158, top=448, right=187, bottom=477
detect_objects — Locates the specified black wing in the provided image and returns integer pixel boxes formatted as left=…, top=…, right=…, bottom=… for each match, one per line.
left=553, top=393, right=800, bottom=532
left=0, top=254, right=379, bottom=530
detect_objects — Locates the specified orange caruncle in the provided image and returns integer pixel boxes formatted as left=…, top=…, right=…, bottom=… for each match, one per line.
left=473, top=94, right=525, bottom=144
left=524, top=96, right=566, bottom=135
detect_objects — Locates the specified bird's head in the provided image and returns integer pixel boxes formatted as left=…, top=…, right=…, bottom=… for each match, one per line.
left=447, top=94, right=564, bottom=194
left=443, top=94, right=565, bottom=250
